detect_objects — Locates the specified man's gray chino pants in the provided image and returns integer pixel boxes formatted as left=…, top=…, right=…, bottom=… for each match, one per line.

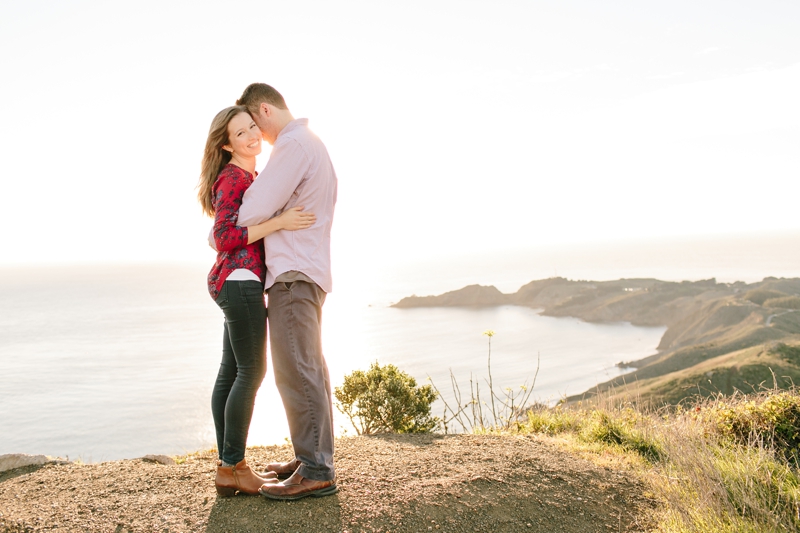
left=267, top=280, right=335, bottom=482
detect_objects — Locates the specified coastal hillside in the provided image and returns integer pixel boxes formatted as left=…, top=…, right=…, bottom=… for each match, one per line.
left=393, top=277, right=800, bottom=404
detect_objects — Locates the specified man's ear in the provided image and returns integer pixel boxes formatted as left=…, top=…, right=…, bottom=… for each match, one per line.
left=261, top=102, right=271, bottom=117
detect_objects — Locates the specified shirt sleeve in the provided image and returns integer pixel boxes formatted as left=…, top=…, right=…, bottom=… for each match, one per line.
left=212, top=174, right=249, bottom=252
left=237, top=138, right=310, bottom=226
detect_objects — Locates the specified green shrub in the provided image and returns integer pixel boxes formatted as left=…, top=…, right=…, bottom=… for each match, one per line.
left=524, top=407, right=582, bottom=435
left=709, top=391, right=800, bottom=464
left=334, top=362, right=439, bottom=435
left=762, top=296, right=800, bottom=310
left=580, top=409, right=663, bottom=462
left=770, top=342, right=800, bottom=365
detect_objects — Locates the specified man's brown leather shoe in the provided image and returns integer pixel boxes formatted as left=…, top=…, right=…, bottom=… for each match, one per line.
left=215, top=459, right=278, bottom=497
left=259, top=470, right=338, bottom=500
left=264, top=458, right=301, bottom=479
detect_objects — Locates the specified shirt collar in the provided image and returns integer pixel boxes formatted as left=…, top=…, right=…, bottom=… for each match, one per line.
left=277, top=118, right=308, bottom=140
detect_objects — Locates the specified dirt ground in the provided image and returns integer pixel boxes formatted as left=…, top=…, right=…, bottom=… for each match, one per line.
left=0, top=434, right=656, bottom=533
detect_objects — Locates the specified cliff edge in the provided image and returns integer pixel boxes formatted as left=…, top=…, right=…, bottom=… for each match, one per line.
left=0, top=435, right=654, bottom=533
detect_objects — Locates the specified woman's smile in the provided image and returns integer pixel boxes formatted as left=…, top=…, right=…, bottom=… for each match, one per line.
left=224, top=111, right=263, bottom=160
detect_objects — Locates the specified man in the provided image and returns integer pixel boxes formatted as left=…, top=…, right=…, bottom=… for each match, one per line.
left=232, top=83, right=338, bottom=500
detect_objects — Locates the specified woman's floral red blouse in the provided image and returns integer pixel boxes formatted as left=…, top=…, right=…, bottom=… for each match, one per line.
left=207, top=164, right=266, bottom=300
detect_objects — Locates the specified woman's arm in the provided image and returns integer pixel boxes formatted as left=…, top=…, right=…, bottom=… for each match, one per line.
left=213, top=174, right=250, bottom=252
left=212, top=169, right=316, bottom=251
left=246, top=206, right=316, bottom=244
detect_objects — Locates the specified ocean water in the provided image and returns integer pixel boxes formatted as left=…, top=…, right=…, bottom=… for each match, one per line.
left=1, top=233, right=799, bottom=461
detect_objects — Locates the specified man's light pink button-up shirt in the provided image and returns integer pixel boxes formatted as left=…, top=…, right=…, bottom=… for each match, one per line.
left=236, top=118, right=337, bottom=293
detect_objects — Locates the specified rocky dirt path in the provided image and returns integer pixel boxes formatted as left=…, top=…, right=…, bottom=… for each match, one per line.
left=0, top=434, right=655, bottom=532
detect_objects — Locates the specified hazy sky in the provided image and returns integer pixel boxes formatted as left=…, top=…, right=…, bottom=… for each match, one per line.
left=1, top=0, right=798, bottom=268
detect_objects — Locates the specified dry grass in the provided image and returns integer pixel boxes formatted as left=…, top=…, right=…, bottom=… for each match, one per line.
left=425, top=333, right=800, bottom=531
left=512, top=390, right=800, bottom=532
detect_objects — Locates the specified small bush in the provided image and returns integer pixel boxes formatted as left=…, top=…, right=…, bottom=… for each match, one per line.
left=743, top=289, right=786, bottom=306
left=580, top=409, right=663, bottom=462
left=524, top=407, right=582, bottom=435
left=334, top=362, right=439, bottom=435
left=770, top=342, right=800, bottom=365
left=762, top=296, right=800, bottom=310
left=709, top=391, right=800, bottom=464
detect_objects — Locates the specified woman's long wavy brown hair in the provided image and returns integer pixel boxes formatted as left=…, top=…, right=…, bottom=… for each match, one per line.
left=197, top=105, right=249, bottom=217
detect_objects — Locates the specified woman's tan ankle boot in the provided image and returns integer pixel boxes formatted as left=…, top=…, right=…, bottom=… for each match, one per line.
left=215, top=458, right=275, bottom=496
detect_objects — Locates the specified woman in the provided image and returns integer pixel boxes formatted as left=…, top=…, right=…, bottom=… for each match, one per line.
left=197, top=105, right=316, bottom=496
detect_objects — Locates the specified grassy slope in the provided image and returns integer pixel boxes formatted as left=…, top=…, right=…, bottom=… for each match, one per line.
left=519, top=389, right=800, bottom=533
left=603, top=343, right=800, bottom=405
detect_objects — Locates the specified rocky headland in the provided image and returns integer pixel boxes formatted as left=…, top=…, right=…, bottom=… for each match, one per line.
left=394, top=277, right=800, bottom=404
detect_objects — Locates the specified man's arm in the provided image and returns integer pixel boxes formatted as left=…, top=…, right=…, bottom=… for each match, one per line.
left=237, top=139, right=309, bottom=226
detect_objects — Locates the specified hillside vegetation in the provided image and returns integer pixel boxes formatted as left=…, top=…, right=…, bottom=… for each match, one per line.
left=520, top=388, right=800, bottom=533
left=393, top=277, right=800, bottom=405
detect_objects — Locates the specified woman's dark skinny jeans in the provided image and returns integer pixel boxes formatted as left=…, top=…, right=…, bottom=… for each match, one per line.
left=211, top=280, right=267, bottom=465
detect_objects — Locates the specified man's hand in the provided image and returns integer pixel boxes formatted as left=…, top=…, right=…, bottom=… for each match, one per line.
left=278, top=206, right=316, bottom=231
left=208, top=226, right=218, bottom=251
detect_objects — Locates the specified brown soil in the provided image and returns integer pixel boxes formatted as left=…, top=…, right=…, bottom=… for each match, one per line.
left=0, top=434, right=656, bottom=533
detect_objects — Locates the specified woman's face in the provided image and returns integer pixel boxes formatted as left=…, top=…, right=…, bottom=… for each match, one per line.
left=223, top=112, right=262, bottom=159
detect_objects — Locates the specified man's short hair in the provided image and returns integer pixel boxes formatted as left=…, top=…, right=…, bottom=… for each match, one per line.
left=236, top=83, right=288, bottom=114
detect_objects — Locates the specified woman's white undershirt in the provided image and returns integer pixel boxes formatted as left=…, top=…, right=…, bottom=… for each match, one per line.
left=226, top=269, right=261, bottom=282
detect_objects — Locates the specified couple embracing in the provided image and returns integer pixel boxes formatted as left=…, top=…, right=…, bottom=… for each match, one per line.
left=197, top=83, right=337, bottom=500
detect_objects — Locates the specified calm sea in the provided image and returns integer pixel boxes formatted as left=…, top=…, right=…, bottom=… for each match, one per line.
left=1, top=233, right=798, bottom=461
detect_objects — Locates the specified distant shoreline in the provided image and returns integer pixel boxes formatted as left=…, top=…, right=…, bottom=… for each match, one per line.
left=394, top=276, right=800, bottom=404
